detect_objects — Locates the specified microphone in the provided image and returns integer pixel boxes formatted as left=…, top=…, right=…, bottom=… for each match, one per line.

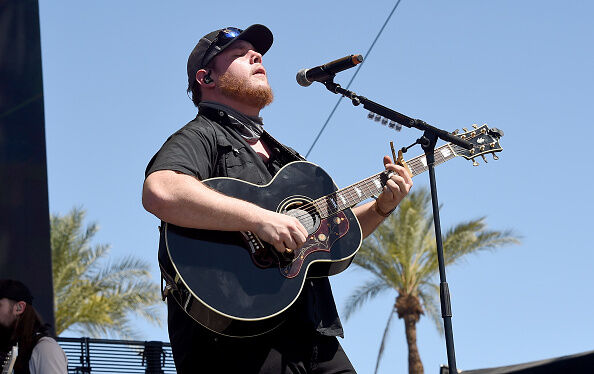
left=296, top=54, right=363, bottom=87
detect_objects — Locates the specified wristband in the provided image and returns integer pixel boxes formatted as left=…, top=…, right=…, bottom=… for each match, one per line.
left=374, top=200, right=395, bottom=218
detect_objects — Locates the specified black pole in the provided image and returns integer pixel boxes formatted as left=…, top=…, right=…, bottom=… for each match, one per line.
left=143, top=341, right=165, bottom=374
left=320, top=79, right=460, bottom=372
left=0, top=0, right=55, bottom=333
left=322, top=81, right=473, bottom=150
left=420, top=130, right=457, bottom=374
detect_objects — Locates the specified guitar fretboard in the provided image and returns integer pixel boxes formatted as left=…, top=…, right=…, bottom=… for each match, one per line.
left=307, top=143, right=460, bottom=219
left=311, top=171, right=390, bottom=218
left=405, top=143, right=459, bottom=177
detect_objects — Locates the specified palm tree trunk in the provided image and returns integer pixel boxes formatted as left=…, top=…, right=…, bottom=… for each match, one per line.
left=403, top=313, right=424, bottom=374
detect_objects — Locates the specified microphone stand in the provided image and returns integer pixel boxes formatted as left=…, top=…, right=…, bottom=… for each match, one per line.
left=323, top=79, right=472, bottom=374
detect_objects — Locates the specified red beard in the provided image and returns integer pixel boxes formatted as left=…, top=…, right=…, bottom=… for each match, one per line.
left=217, top=71, right=274, bottom=109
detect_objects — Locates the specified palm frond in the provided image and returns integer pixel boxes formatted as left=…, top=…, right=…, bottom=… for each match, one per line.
left=51, top=207, right=163, bottom=338
left=346, top=187, right=520, bottom=338
left=374, top=308, right=396, bottom=374
left=343, top=278, right=390, bottom=320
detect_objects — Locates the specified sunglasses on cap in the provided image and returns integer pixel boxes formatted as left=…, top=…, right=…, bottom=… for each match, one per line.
left=200, top=27, right=244, bottom=68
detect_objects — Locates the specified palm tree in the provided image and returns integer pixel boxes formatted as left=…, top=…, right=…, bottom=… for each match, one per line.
left=51, top=207, right=162, bottom=338
left=344, top=188, right=520, bottom=374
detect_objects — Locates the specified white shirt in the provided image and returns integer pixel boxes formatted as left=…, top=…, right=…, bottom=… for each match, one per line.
left=28, top=337, right=68, bottom=374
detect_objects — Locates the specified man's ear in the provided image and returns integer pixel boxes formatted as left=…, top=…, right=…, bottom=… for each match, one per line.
left=196, top=69, right=215, bottom=87
left=14, top=301, right=26, bottom=316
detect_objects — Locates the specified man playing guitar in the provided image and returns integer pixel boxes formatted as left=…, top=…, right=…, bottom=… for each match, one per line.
left=142, top=24, right=412, bottom=373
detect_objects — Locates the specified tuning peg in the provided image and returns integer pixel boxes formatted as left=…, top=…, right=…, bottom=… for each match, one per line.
left=367, top=111, right=374, bottom=119
left=472, top=124, right=478, bottom=129
left=374, top=114, right=382, bottom=122
left=471, top=158, right=479, bottom=166
left=481, top=154, right=488, bottom=163
left=462, top=127, right=469, bottom=132
left=452, top=129, right=459, bottom=135
left=489, top=127, right=504, bottom=137
left=381, top=118, right=388, bottom=125
left=492, top=153, right=499, bottom=161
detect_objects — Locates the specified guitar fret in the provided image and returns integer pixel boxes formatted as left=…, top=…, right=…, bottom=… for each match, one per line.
left=311, top=141, right=468, bottom=219
left=316, top=172, right=387, bottom=218
left=406, top=144, right=456, bottom=177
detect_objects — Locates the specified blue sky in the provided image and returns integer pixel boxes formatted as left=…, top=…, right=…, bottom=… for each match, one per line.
left=39, top=1, right=594, bottom=372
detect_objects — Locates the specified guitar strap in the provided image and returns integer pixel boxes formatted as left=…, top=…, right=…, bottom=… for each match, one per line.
left=260, top=130, right=305, bottom=164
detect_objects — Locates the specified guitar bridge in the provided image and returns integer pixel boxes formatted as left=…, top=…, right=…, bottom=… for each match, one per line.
left=241, top=231, right=265, bottom=253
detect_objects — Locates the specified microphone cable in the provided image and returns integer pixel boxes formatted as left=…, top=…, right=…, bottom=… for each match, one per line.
left=305, top=0, right=404, bottom=158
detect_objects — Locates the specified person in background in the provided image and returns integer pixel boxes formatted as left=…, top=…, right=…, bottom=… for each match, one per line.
left=0, top=279, right=67, bottom=374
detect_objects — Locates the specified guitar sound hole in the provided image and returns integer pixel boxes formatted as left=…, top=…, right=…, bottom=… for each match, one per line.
left=282, top=201, right=320, bottom=235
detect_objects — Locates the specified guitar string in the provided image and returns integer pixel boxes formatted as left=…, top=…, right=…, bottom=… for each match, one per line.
left=254, top=140, right=500, bottom=247
left=286, top=144, right=458, bottom=222
left=292, top=172, right=387, bottom=218
left=287, top=173, right=387, bottom=222
left=280, top=140, right=490, bottom=223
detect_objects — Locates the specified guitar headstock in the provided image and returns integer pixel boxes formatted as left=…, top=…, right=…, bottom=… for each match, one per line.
left=452, top=124, right=504, bottom=166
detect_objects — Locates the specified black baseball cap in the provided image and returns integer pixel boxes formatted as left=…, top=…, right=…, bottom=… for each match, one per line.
left=187, top=24, right=273, bottom=86
left=0, top=279, right=33, bottom=305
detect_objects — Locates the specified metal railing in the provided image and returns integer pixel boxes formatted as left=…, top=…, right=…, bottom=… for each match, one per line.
left=57, top=337, right=176, bottom=373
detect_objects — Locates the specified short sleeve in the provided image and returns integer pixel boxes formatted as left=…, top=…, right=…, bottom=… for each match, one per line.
left=145, top=121, right=218, bottom=180
left=29, top=337, right=68, bottom=374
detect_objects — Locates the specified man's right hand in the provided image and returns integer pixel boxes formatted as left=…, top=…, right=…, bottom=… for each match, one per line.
left=254, top=210, right=309, bottom=254
left=143, top=170, right=309, bottom=254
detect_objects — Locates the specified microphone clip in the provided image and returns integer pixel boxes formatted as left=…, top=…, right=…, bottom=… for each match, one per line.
left=323, top=81, right=361, bottom=106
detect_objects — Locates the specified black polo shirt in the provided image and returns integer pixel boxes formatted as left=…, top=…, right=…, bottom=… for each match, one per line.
left=145, top=104, right=344, bottom=342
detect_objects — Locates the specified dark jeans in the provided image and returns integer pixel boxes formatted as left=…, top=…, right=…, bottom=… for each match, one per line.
left=167, top=301, right=356, bottom=374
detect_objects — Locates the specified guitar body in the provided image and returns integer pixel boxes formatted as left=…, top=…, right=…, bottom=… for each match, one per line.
left=158, top=124, right=505, bottom=337
left=161, top=161, right=362, bottom=337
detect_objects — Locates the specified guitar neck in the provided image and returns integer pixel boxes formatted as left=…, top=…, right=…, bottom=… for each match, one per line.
left=404, top=143, right=460, bottom=177
left=1, top=345, right=17, bottom=374
left=311, top=143, right=460, bottom=218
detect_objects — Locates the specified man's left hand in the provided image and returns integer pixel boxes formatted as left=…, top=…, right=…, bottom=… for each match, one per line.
left=375, top=155, right=413, bottom=216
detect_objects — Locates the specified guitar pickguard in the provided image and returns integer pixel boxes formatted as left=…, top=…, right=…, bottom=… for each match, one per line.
left=280, top=212, right=349, bottom=278
left=244, top=212, right=350, bottom=276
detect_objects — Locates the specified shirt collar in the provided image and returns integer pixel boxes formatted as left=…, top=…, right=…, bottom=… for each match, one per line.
left=199, top=101, right=264, bottom=142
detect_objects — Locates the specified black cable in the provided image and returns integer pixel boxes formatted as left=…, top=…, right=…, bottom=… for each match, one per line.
left=305, top=0, right=404, bottom=158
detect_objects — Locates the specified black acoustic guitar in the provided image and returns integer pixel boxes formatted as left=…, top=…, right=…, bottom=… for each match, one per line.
left=160, top=125, right=503, bottom=337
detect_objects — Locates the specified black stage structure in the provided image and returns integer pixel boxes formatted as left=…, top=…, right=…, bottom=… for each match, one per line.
left=57, top=337, right=177, bottom=374
left=441, top=349, right=594, bottom=373
left=0, top=0, right=55, bottom=328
